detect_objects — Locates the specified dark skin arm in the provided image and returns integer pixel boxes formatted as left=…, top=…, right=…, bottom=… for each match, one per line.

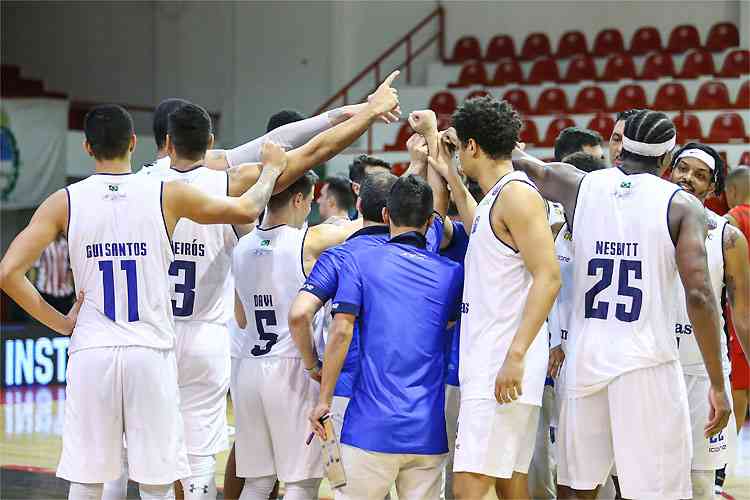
left=723, top=224, right=750, bottom=363
left=669, top=191, right=731, bottom=437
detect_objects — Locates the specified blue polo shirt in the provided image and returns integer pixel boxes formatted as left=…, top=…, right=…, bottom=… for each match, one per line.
left=439, top=221, right=470, bottom=387
left=302, top=216, right=446, bottom=398
left=332, top=231, right=463, bottom=455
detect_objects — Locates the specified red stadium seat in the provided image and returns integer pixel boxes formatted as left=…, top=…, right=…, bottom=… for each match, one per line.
left=600, top=53, right=637, bottom=81
left=587, top=114, right=615, bottom=139
left=556, top=31, right=588, bottom=58
left=449, top=36, right=482, bottom=63
left=502, top=88, right=532, bottom=114
left=673, top=113, right=704, bottom=142
left=448, top=61, right=488, bottom=88
left=706, top=22, right=739, bottom=52
left=526, top=57, right=560, bottom=84
left=592, top=29, right=625, bottom=57
left=717, top=49, right=750, bottom=78
left=612, top=84, right=648, bottom=111
left=561, top=54, right=598, bottom=83
left=639, top=52, right=676, bottom=80
left=519, top=119, right=541, bottom=145
left=652, top=83, right=689, bottom=111
left=466, top=89, right=490, bottom=100
left=707, top=113, right=748, bottom=143
left=629, top=26, right=662, bottom=55
left=542, top=117, right=577, bottom=147
left=693, top=81, right=732, bottom=109
left=485, top=35, right=516, bottom=61
left=573, top=86, right=607, bottom=113
left=391, top=161, right=409, bottom=176
left=677, top=49, right=716, bottom=78
left=739, top=150, right=750, bottom=165
left=384, top=122, right=412, bottom=151
left=428, top=91, right=457, bottom=116
left=520, top=32, right=552, bottom=60
left=536, top=88, right=570, bottom=114
left=666, top=24, right=701, bottom=54
left=735, top=80, right=749, bottom=109
left=491, top=59, right=524, bottom=85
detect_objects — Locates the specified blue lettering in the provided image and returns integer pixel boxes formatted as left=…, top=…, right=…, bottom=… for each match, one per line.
left=595, top=241, right=604, bottom=254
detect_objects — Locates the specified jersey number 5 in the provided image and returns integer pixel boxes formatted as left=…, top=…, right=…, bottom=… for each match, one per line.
left=252, top=310, right=278, bottom=356
left=584, top=258, right=643, bottom=322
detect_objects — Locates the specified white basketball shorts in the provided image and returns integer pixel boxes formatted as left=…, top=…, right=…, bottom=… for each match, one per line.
left=230, top=356, right=323, bottom=482
left=175, top=320, right=231, bottom=456
left=57, top=346, right=190, bottom=484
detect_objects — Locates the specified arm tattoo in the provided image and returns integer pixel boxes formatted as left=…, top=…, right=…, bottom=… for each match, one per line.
left=724, top=226, right=740, bottom=250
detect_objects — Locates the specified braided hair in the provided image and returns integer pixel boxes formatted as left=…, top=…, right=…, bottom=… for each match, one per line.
left=620, top=109, right=676, bottom=168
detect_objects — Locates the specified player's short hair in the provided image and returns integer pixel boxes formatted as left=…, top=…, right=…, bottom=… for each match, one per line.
left=387, top=175, right=434, bottom=228
left=615, top=109, right=640, bottom=123
left=554, top=127, right=603, bottom=162
left=359, top=171, right=397, bottom=223
left=323, top=175, right=355, bottom=212
left=726, top=165, right=750, bottom=191
left=670, top=142, right=726, bottom=195
left=348, top=155, right=391, bottom=186
left=620, top=109, right=676, bottom=167
left=153, top=98, right=191, bottom=150
left=167, top=103, right=213, bottom=160
left=266, top=110, right=306, bottom=133
left=83, top=104, right=134, bottom=161
left=268, top=171, right=319, bottom=211
left=562, top=151, right=607, bottom=174
left=452, top=96, right=521, bottom=160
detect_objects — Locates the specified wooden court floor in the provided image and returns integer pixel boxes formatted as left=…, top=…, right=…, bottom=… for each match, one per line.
left=2, top=385, right=749, bottom=499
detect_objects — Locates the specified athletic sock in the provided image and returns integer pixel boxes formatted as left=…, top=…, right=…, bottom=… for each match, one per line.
left=138, top=483, right=175, bottom=500
left=180, top=454, right=217, bottom=499
left=238, top=476, right=277, bottom=500
left=68, top=483, right=104, bottom=500
left=283, top=478, right=320, bottom=500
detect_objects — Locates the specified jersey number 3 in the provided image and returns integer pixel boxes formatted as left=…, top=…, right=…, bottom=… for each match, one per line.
left=584, top=258, right=642, bottom=322
left=169, top=260, right=196, bottom=317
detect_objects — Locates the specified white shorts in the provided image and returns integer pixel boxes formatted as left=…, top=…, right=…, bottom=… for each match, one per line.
left=331, top=395, right=350, bottom=440
left=230, top=356, right=323, bottom=482
left=57, top=346, right=190, bottom=484
left=335, top=444, right=446, bottom=500
left=175, top=321, right=230, bottom=456
left=557, top=361, right=692, bottom=499
left=684, top=373, right=736, bottom=471
left=453, top=399, right=539, bottom=479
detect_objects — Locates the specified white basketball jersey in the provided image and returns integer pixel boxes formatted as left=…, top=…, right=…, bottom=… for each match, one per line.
left=676, top=209, right=730, bottom=376
left=66, top=174, right=175, bottom=352
left=548, top=223, right=575, bottom=351
left=233, top=224, right=310, bottom=358
left=147, top=165, right=236, bottom=324
left=137, top=155, right=171, bottom=177
left=459, top=171, right=548, bottom=406
left=568, top=168, right=681, bottom=398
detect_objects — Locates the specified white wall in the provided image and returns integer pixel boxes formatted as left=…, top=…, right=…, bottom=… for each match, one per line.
left=443, top=1, right=743, bottom=56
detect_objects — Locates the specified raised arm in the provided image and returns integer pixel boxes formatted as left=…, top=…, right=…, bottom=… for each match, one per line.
left=0, top=190, right=84, bottom=334
left=494, top=183, right=561, bottom=404
left=165, top=142, right=287, bottom=230
left=724, top=224, right=750, bottom=363
left=227, top=71, right=402, bottom=197
left=402, top=133, right=428, bottom=178
left=670, top=191, right=731, bottom=436
left=511, top=148, right=584, bottom=224
left=428, top=128, right=479, bottom=229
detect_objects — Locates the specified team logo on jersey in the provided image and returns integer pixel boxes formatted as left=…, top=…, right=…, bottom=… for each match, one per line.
left=261, top=239, right=270, bottom=247
left=563, top=230, right=572, bottom=241
left=707, top=218, right=717, bottom=231
left=0, top=109, right=21, bottom=202
left=620, top=181, right=632, bottom=189
left=104, top=183, right=126, bottom=201
left=108, top=184, right=119, bottom=192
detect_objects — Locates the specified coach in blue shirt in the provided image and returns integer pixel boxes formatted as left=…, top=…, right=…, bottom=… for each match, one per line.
left=310, top=175, right=463, bottom=499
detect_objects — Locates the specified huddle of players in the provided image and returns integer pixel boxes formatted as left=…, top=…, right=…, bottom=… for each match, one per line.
left=0, top=61, right=749, bottom=500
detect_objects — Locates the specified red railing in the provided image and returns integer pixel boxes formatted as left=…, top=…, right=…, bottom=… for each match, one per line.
left=314, top=5, right=445, bottom=121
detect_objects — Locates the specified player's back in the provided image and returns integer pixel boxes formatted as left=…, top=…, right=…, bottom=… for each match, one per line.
left=66, top=173, right=175, bottom=352
left=151, top=165, right=236, bottom=323
left=569, top=168, right=681, bottom=397
left=233, top=224, right=307, bottom=358
left=548, top=223, right=575, bottom=387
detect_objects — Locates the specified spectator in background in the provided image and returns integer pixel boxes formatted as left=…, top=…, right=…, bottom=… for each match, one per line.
left=28, top=234, right=74, bottom=314
left=318, top=175, right=355, bottom=225
left=553, top=127, right=605, bottom=163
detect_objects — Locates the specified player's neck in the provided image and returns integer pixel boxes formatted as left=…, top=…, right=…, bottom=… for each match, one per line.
left=262, top=207, right=295, bottom=229
left=95, top=159, right=132, bottom=175
left=171, top=155, right=203, bottom=172
left=389, top=224, right=423, bottom=239
left=619, top=160, right=658, bottom=176
left=362, top=219, right=384, bottom=228
left=476, top=159, right=513, bottom=194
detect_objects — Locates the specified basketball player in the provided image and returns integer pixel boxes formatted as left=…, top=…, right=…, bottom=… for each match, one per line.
left=667, top=144, right=749, bottom=499
left=310, top=175, right=464, bottom=499
left=725, top=165, right=750, bottom=433
left=317, top=176, right=355, bottom=225
left=608, top=109, right=638, bottom=167
left=553, top=127, right=605, bottom=163
left=513, top=109, right=732, bottom=499
left=0, top=104, right=288, bottom=500
left=446, top=96, right=560, bottom=500
left=230, top=72, right=400, bottom=500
